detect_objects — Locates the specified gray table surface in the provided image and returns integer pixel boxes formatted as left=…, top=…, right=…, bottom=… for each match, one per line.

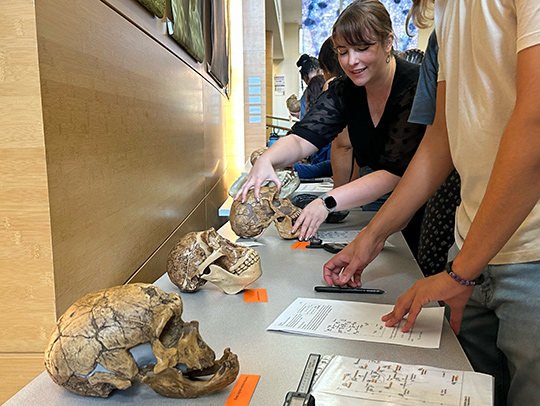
left=5, top=210, right=471, bottom=406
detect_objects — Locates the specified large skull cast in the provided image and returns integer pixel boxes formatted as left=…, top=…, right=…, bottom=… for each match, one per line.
left=228, top=168, right=300, bottom=199
left=230, top=186, right=302, bottom=240
left=228, top=148, right=300, bottom=199
left=44, top=283, right=239, bottom=398
left=249, top=147, right=267, bottom=165
left=167, top=228, right=262, bottom=294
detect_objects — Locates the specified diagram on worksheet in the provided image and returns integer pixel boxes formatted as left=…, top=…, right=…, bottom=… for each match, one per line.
left=267, top=298, right=444, bottom=349
left=311, top=355, right=493, bottom=406
left=324, top=318, right=386, bottom=336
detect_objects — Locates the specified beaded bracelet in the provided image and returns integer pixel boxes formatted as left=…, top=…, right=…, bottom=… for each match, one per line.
left=444, top=260, right=485, bottom=286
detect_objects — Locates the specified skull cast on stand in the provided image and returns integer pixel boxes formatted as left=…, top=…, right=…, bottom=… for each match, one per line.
left=44, top=283, right=239, bottom=398
left=230, top=185, right=302, bottom=240
left=167, top=228, right=262, bottom=294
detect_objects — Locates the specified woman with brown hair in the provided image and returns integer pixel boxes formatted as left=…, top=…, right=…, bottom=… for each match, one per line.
left=235, top=0, right=426, bottom=250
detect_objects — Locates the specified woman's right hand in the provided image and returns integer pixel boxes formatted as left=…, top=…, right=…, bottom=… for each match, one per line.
left=234, top=155, right=281, bottom=202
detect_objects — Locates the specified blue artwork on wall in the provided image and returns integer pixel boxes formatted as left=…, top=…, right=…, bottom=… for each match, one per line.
left=302, top=0, right=418, bottom=57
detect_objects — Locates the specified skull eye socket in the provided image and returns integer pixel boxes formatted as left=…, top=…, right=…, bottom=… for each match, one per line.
left=159, top=316, right=183, bottom=348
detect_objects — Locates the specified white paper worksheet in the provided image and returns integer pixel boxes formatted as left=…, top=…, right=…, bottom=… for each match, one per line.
left=316, top=229, right=395, bottom=248
left=311, top=355, right=493, bottom=406
left=296, top=181, right=333, bottom=194
left=267, top=298, right=444, bottom=349
left=316, top=230, right=363, bottom=244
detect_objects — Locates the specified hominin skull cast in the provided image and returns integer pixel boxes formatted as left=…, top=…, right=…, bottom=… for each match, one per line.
left=44, top=283, right=239, bottom=398
left=230, top=185, right=302, bottom=240
left=249, top=147, right=267, bottom=165
left=167, top=228, right=262, bottom=294
left=228, top=148, right=301, bottom=199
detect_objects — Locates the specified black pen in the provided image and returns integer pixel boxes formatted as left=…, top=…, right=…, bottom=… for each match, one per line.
left=314, top=286, right=385, bottom=294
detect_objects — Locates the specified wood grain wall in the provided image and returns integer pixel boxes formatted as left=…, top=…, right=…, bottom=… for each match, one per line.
left=0, top=0, right=236, bottom=401
left=35, top=0, right=223, bottom=314
left=0, top=0, right=57, bottom=401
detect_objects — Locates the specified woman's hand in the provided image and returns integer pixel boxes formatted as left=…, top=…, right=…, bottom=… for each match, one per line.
left=323, top=227, right=386, bottom=287
left=382, top=272, right=474, bottom=335
left=291, top=198, right=328, bottom=240
left=234, top=155, right=281, bottom=202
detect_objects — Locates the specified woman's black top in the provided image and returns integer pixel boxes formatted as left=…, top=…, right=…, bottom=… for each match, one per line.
left=290, top=57, right=426, bottom=177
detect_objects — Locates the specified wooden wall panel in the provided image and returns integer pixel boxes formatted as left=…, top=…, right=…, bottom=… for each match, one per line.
left=127, top=202, right=207, bottom=284
left=128, top=80, right=228, bottom=284
left=0, top=0, right=56, bottom=353
left=0, top=1, right=56, bottom=402
left=1, top=0, right=237, bottom=400
left=204, top=74, right=227, bottom=195
left=0, top=357, right=45, bottom=404
left=35, top=0, right=211, bottom=314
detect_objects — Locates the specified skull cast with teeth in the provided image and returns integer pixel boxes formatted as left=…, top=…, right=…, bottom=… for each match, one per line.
left=229, top=185, right=302, bottom=240
left=167, top=228, right=262, bottom=294
left=44, top=283, right=239, bottom=398
left=227, top=148, right=301, bottom=199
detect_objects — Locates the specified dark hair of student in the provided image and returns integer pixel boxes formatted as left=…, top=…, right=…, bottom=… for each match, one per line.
left=296, top=54, right=320, bottom=84
left=304, top=74, right=325, bottom=111
left=318, top=37, right=345, bottom=78
left=332, top=0, right=394, bottom=50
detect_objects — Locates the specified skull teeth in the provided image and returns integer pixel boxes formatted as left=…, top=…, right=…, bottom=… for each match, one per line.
left=231, top=251, right=260, bottom=275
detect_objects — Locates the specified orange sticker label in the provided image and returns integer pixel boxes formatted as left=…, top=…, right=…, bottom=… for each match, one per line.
left=243, top=289, right=268, bottom=302
left=291, top=241, right=309, bottom=249
left=225, top=374, right=260, bottom=406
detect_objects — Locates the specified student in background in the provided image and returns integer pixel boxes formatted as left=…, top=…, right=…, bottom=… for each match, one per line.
left=407, top=30, right=461, bottom=277
left=293, top=75, right=333, bottom=179
left=295, top=54, right=322, bottom=119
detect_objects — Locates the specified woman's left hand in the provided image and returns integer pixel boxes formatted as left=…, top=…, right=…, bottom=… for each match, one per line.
left=291, top=198, right=328, bottom=240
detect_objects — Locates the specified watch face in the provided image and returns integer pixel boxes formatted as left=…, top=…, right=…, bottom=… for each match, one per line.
left=325, top=195, right=337, bottom=209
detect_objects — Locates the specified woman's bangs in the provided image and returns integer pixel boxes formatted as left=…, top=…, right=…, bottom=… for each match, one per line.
left=333, top=14, right=377, bottom=47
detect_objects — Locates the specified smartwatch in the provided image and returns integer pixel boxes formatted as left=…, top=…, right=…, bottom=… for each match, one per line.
left=319, top=194, right=337, bottom=213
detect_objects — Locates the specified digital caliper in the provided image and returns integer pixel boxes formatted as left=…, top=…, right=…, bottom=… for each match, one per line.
left=283, top=353, right=320, bottom=406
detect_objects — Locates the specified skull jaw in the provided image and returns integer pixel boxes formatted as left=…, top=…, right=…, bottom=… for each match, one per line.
left=275, top=168, right=301, bottom=198
left=202, top=262, right=262, bottom=294
left=142, top=348, right=240, bottom=398
left=274, top=217, right=300, bottom=239
left=152, top=320, right=216, bottom=374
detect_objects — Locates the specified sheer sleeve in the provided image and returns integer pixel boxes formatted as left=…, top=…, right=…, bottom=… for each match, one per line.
left=377, top=84, right=426, bottom=176
left=289, top=79, right=348, bottom=150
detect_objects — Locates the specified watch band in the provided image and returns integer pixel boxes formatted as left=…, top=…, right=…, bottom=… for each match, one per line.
left=444, top=260, right=484, bottom=286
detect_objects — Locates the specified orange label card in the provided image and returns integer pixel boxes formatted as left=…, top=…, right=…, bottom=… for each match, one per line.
left=243, top=289, right=268, bottom=302
left=225, top=374, right=260, bottom=406
left=291, top=241, right=309, bottom=249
